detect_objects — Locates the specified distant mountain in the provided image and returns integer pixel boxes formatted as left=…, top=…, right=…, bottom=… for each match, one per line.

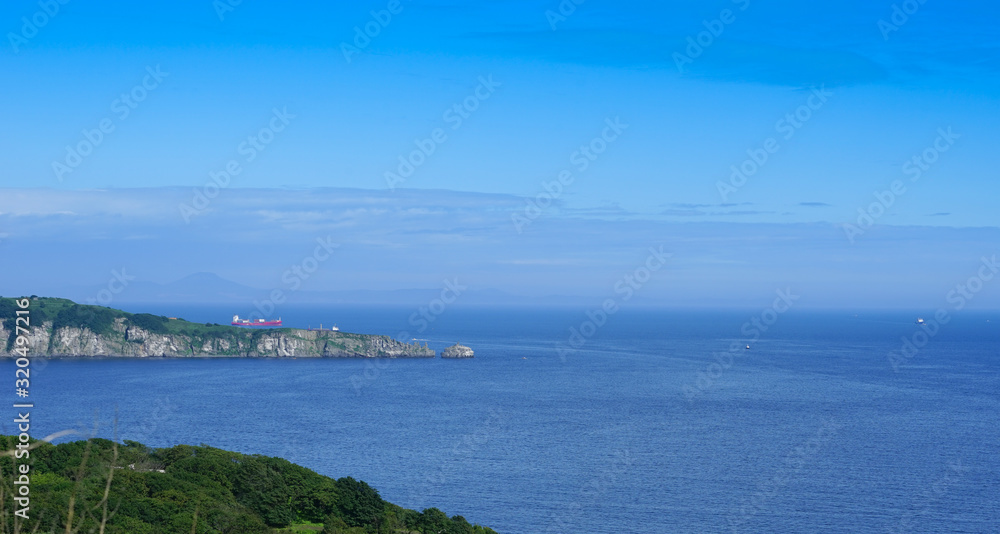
left=59, top=272, right=596, bottom=307
left=58, top=272, right=258, bottom=305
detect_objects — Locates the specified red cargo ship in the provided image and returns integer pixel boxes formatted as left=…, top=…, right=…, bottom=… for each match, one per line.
left=231, top=315, right=282, bottom=327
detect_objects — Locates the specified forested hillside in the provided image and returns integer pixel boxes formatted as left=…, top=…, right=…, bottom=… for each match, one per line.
left=0, top=436, right=497, bottom=534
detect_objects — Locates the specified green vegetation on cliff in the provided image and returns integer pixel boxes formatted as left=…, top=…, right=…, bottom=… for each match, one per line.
left=0, top=435, right=498, bottom=534
left=0, top=297, right=432, bottom=358
left=2, top=297, right=191, bottom=350
left=1, top=296, right=273, bottom=346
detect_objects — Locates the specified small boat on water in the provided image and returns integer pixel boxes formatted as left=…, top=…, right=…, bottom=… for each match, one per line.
left=916, top=318, right=926, bottom=325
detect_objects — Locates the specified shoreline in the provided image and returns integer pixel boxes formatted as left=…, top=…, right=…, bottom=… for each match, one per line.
left=1, top=353, right=437, bottom=360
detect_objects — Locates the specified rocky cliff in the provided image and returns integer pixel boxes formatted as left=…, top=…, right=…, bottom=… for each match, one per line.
left=2, top=317, right=434, bottom=359
left=441, top=343, right=474, bottom=358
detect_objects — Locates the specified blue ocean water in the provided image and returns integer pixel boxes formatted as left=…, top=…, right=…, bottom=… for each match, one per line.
left=6, top=307, right=999, bottom=533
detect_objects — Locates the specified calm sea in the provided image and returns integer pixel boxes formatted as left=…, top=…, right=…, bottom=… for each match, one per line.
left=6, top=306, right=999, bottom=533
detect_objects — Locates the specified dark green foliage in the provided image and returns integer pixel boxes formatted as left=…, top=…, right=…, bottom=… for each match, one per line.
left=130, top=313, right=170, bottom=334
left=0, top=296, right=55, bottom=326
left=321, top=514, right=351, bottom=533
left=3, top=317, right=15, bottom=351
left=334, top=476, right=385, bottom=527
left=0, top=435, right=498, bottom=534
left=232, top=456, right=296, bottom=526
left=0, top=298, right=17, bottom=319
left=0, top=297, right=275, bottom=355
left=418, top=508, right=452, bottom=533
left=1, top=296, right=46, bottom=350
left=52, top=303, right=118, bottom=335
left=0, top=296, right=430, bottom=358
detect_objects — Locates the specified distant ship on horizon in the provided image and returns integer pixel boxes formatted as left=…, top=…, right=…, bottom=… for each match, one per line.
left=232, top=315, right=282, bottom=327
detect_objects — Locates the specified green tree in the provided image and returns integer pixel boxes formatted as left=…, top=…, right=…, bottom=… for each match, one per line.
left=232, top=457, right=295, bottom=526
left=335, top=476, right=385, bottom=528
left=418, top=507, right=452, bottom=534
left=0, top=435, right=497, bottom=534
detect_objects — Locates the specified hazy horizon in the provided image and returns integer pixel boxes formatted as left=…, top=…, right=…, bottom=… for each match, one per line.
left=3, top=1, right=999, bottom=311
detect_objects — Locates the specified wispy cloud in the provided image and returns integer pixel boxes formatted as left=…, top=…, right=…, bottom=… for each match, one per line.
left=659, top=202, right=772, bottom=218
left=3, top=187, right=997, bottom=308
left=660, top=208, right=705, bottom=217
left=459, top=25, right=894, bottom=87
left=559, top=204, right=635, bottom=217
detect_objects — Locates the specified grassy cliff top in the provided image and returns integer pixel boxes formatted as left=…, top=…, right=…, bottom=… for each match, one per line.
left=1, top=296, right=228, bottom=336
left=0, top=296, right=364, bottom=339
left=1, top=297, right=429, bottom=358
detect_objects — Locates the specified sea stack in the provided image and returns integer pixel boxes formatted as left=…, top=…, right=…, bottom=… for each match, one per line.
left=441, top=343, right=474, bottom=358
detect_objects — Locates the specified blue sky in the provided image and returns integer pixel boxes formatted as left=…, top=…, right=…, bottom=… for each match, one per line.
left=1, top=0, right=998, bottom=308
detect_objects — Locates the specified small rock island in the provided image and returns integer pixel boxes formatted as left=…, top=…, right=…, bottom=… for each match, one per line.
left=441, top=343, right=474, bottom=358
